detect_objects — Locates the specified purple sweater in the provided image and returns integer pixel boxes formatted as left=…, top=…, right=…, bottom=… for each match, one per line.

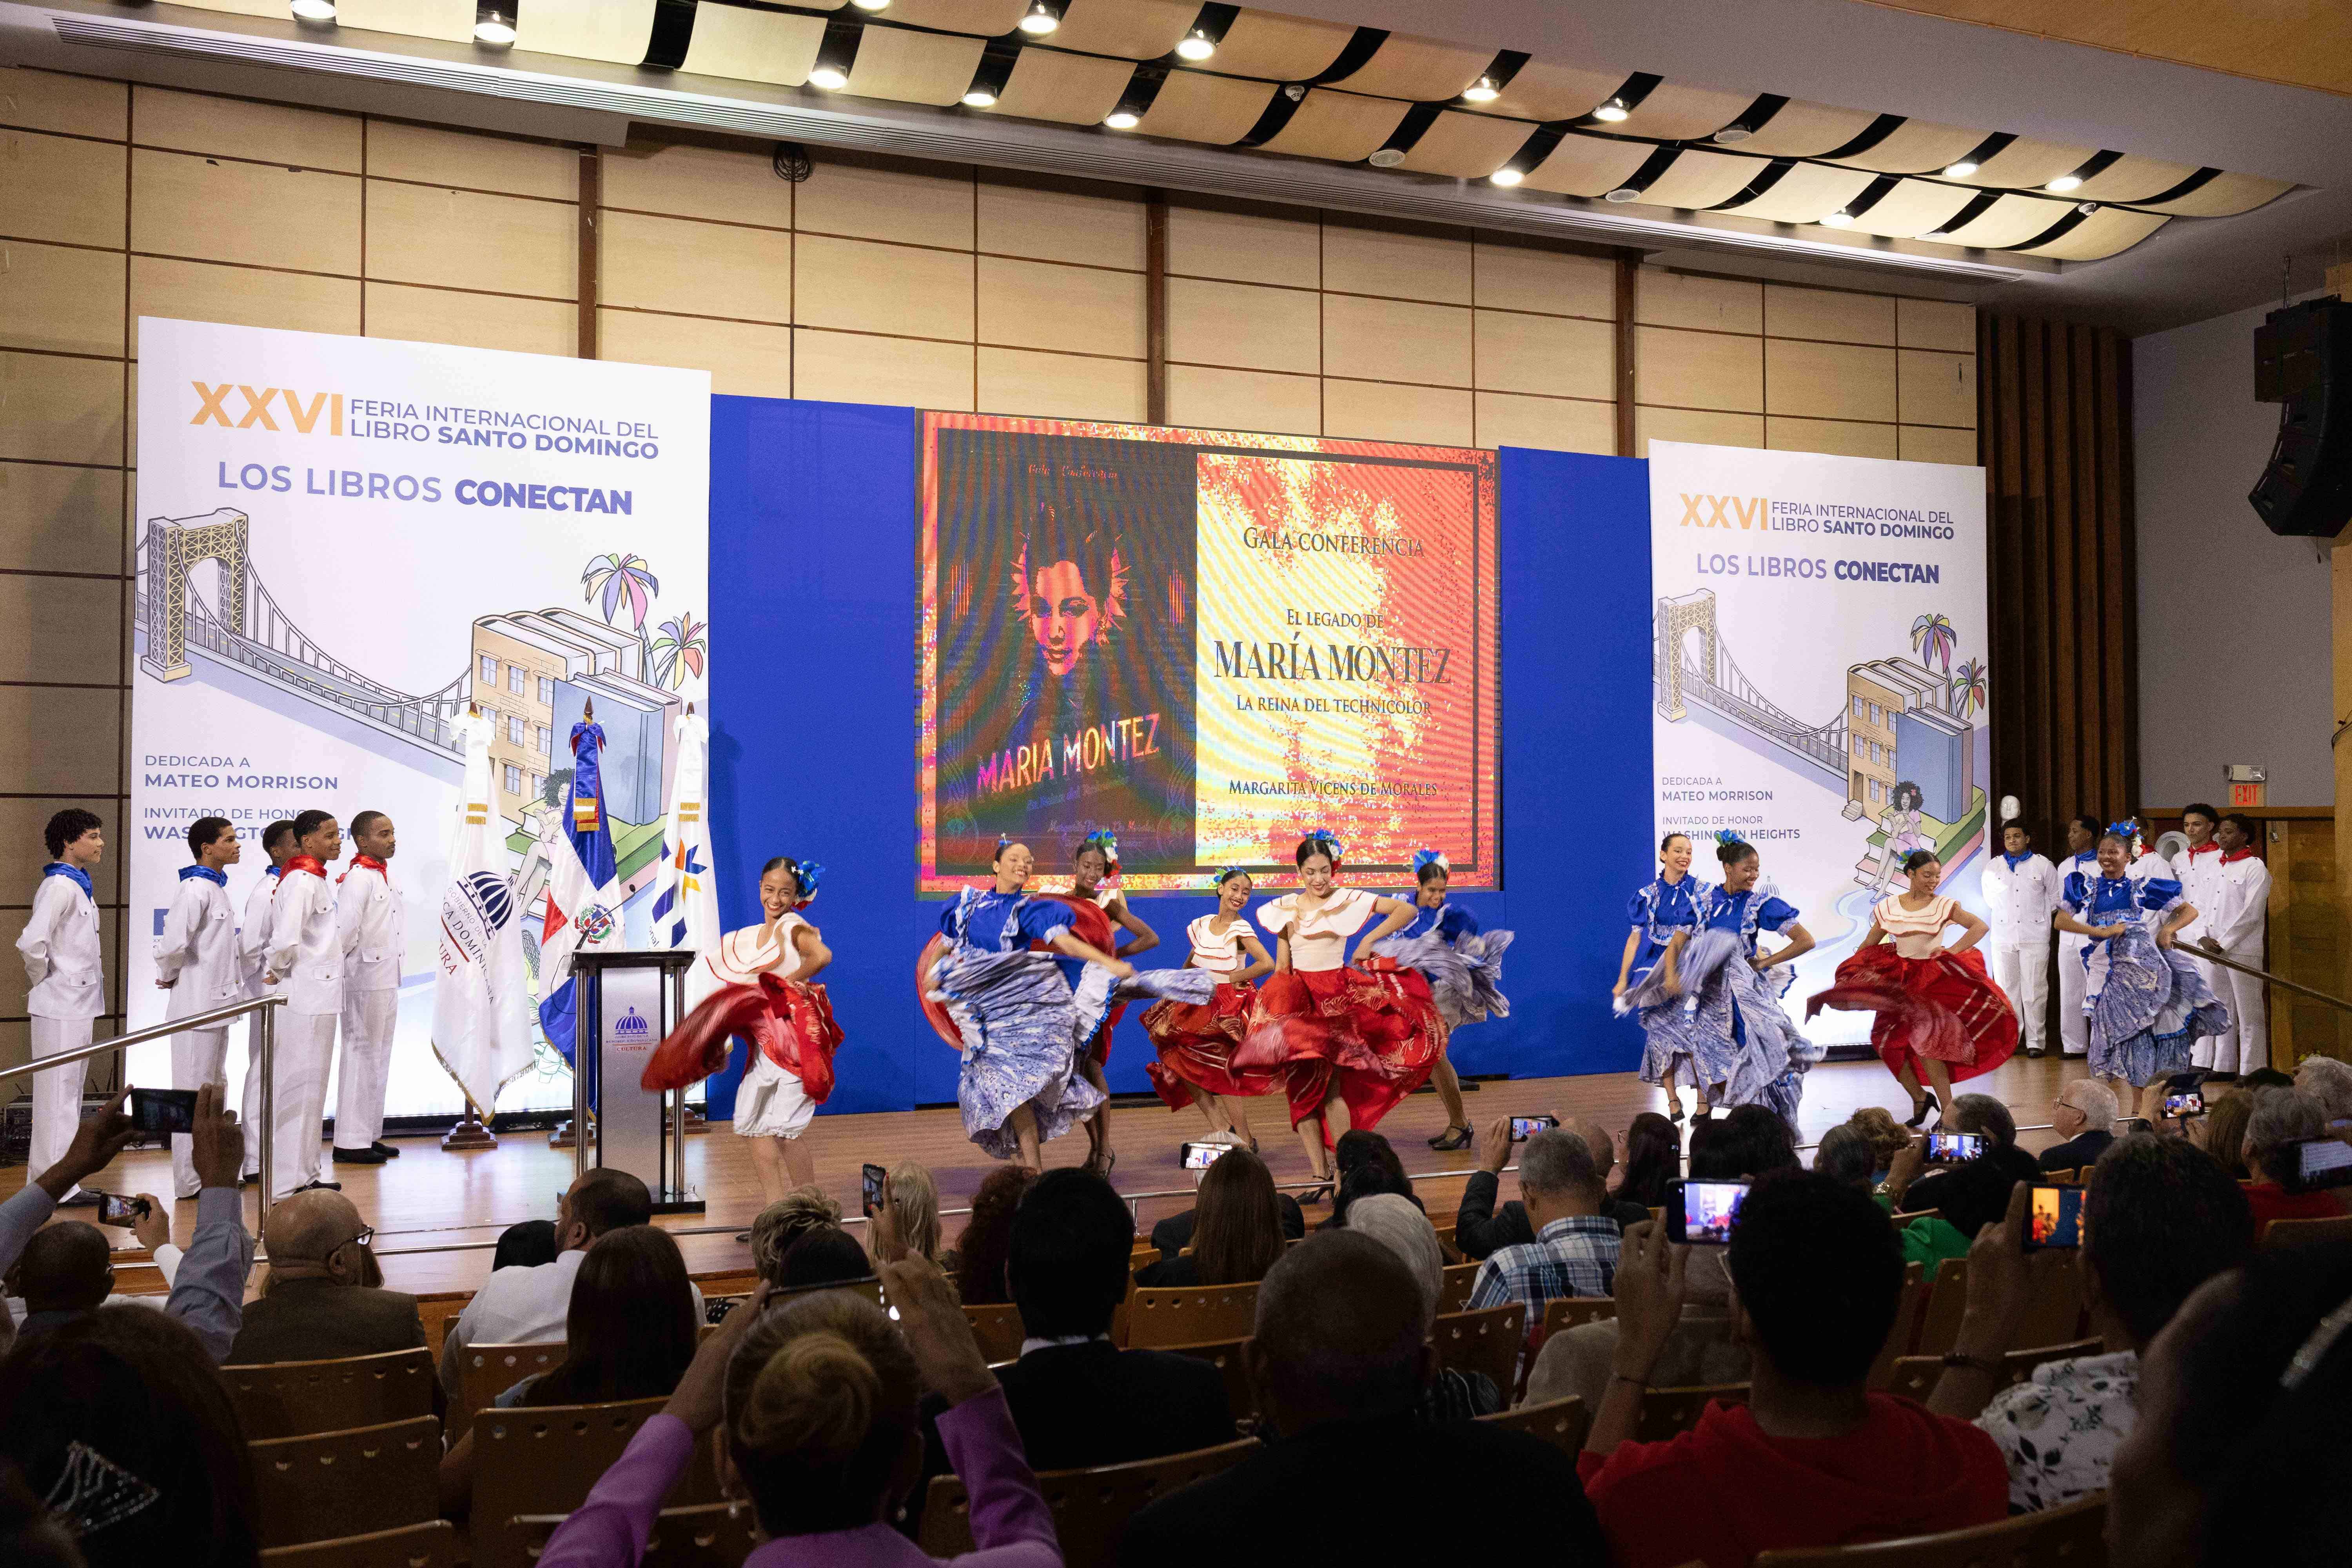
left=535, top=1388, right=1060, bottom=1568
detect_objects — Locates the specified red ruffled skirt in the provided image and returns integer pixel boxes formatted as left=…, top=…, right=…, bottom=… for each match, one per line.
left=641, top=975, right=843, bottom=1104
left=1232, top=964, right=1447, bottom=1130
left=1809, top=944, right=2017, bottom=1084
left=1140, top=981, right=1283, bottom=1109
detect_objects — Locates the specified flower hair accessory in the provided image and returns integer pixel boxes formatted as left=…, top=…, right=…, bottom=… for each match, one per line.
left=1411, top=849, right=1450, bottom=875
left=1301, top=827, right=1344, bottom=862
left=1714, top=829, right=1748, bottom=848
left=1080, top=829, right=1120, bottom=869
left=1212, top=865, right=1252, bottom=888
left=789, top=859, right=824, bottom=907
left=2104, top=820, right=2142, bottom=856
left=44, top=1441, right=161, bottom=1541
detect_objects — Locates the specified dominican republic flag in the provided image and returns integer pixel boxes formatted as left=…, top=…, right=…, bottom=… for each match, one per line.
left=431, top=708, right=535, bottom=1115
left=537, top=719, right=621, bottom=1068
left=650, top=708, right=720, bottom=998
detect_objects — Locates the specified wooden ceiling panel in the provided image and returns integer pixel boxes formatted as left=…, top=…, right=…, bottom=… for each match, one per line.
left=1321, top=34, right=1493, bottom=102
left=1394, top=110, right=1537, bottom=178
left=846, top=27, right=985, bottom=107
left=2141, top=171, right=2294, bottom=216
left=1732, top=100, right=1880, bottom=158
left=1138, top=72, right=1279, bottom=144
left=1957, top=134, right=2098, bottom=189
left=335, top=0, right=474, bottom=43
left=1826, top=120, right=1985, bottom=173
left=873, top=0, right=1026, bottom=34
left=2018, top=207, right=2171, bottom=260
left=1256, top=88, right=1410, bottom=160
left=513, top=0, right=656, bottom=66
left=1207, top=11, right=1356, bottom=80
left=1612, top=84, right=1754, bottom=142
left=1051, top=0, right=1200, bottom=60
left=2071, top=154, right=2202, bottom=203
left=984, top=49, right=1136, bottom=124
left=1477, top=60, right=1625, bottom=122
left=1842, top=178, right=1982, bottom=239
left=681, top=6, right=826, bottom=85
left=1720, top=162, right=1878, bottom=223
left=1937, top=191, right=2081, bottom=247
left=1635, top=148, right=1767, bottom=209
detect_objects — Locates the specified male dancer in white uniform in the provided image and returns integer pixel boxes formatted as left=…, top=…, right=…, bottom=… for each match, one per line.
left=2172, top=803, right=2225, bottom=1030
left=2198, top=813, right=2273, bottom=1079
left=1981, top=820, right=2061, bottom=1058
left=238, top=818, right=296, bottom=1183
left=2054, top=815, right=2102, bottom=1059
left=155, top=815, right=243, bottom=1199
left=16, top=809, right=106, bottom=1205
left=261, top=809, right=345, bottom=1197
left=332, top=810, right=404, bottom=1166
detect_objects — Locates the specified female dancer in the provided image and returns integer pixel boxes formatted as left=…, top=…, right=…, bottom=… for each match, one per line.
left=1370, top=850, right=1514, bottom=1151
left=1140, top=867, right=1278, bottom=1151
left=1237, top=832, right=1443, bottom=1188
left=2054, top=825, right=2228, bottom=1122
left=1613, top=832, right=1714, bottom=1121
left=1810, top=848, right=2016, bottom=1129
left=1064, top=831, right=1159, bottom=1175
left=1680, top=833, right=1818, bottom=1125
left=644, top=857, right=843, bottom=1205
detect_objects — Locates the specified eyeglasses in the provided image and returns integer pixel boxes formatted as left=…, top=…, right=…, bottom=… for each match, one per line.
left=339, top=1226, right=375, bottom=1252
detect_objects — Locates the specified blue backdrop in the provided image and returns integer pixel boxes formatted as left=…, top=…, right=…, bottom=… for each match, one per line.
left=707, top=397, right=1653, bottom=1118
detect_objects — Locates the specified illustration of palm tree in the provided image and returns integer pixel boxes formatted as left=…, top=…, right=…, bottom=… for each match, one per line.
left=1911, top=612, right=1956, bottom=673
left=583, top=552, right=661, bottom=671
left=1951, top=657, right=1987, bottom=717
left=649, top=611, right=707, bottom=691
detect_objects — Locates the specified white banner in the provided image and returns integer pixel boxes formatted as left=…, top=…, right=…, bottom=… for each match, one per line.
left=1648, top=441, right=1991, bottom=1044
left=129, top=319, right=710, bottom=1115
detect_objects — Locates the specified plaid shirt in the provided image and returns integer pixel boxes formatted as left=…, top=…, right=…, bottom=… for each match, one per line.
left=1465, top=1214, right=1622, bottom=1330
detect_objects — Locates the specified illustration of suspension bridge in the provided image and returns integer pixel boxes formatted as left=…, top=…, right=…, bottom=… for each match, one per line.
left=1655, top=588, right=1850, bottom=789
left=135, top=508, right=468, bottom=775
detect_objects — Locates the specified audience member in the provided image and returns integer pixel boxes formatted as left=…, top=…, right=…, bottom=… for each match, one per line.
left=776, top=1228, right=875, bottom=1290
left=1345, top=1192, right=1501, bottom=1419
left=1147, top=1184, right=1305, bottom=1262
left=1888, top=1093, right=2042, bottom=1215
left=1334, top=1128, right=1409, bottom=1190
left=492, top=1219, right=558, bottom=1271
left=1466, top=1128, right=1619, bottom=1375
left=1458, top=1117, right=1650, bottom=1261
left=1711, top=1104, right=1803, bottom=1178
left=948, top=1165, right=1036, bottom=1305
left=1811, top=1124, right=1877, bottom=1192
left=1571, top=1119, right=1655, bottom=1230
left=1122, top=1232, right=1604, bottom=1561
left=748, top=1187, right=845, bottom=1287
left=1525, top=1225, right=1748, bottom=1419
left=2107, top=1239, right=2352, bottom=1568
left=2237, top=1065, right=2294, bottom=1092
left=1615, top=1112, right=1682, bottom=1210
left=2194, top=1087, right=2253, bottom=1179
left=2241, top=1087, right=2349, bottom=1238
left=438, top=1168, right=683, bottom=1400
left=227, top=1189, right=423, bottom=1364
left=0, top=1459, right=79, bottom=1568
left=3, top=1186, right=180, bottom=1337
left=2294, top=1054, right=2352, bottom=1127
left=1325, top=1156, right=1416, bottom=1228
left=5, top=1225, right=113, bottom=1342
left=1136, top=1148, right=1284, bottom=1288
left=1581, top=1176, right=2007, bottom=1568
left=1889, top=1147, right=2024, bottom=1272
left=532, top=1261, right=1057, bottom=1568
left=887, top=1161, right=945, bottom=1266
left=2039, top=1078, right=2120, bottom=1173
left=0, top=1307, right=262, bottom=1568
left=1844, top=1106, right=1912, bottom=1187
left=1926, top=1134, right=2252, bottom=1511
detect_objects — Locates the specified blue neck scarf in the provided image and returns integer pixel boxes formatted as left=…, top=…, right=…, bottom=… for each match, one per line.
left=42, top=862, right=93, bottom=900
left=179, top=865, right=228, bottom=887
left=2002, top=851, right=2032, bottom=870
left=266, top=864, right=283, bottom=879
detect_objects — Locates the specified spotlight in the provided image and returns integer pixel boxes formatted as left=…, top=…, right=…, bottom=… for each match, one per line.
left=1104, top=109, right=1140, bottom=129
left=962, top=44, right=1017, bottom=108
left=1604, top=186, right=1640, bottom=202
left=1018, top=1, right=1061, bottom=35
left=2045, top=173, right=2082, bottom=193
left=1367, top=147, right=1405, bottom=168
left=1489, top=166, right=1524, bottom=187
left=809, top=63, right=848, bottom=89
left=290, top=0, right=336, bottom=18
left=472, top=6, right=515, bottom=45
left=1821, top=207, right=1853, bottom=227
left=963, top=86, right=998, bottom=107
left=1592, top=97, right=1629, bottom=123
left=1175, top=28, right=1215, bottom=61
left=808, top=18, right=860, bottom=93
left=1462, top=75, right=1499, bottom=103
left=851, top=0, right=891, bottom=9
left=1942, top=159, right=1979, bottom=178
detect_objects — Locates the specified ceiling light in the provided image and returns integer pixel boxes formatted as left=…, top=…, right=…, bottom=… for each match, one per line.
left=1592, top=98, right=1629, bottom=123
left=1104, top=109, right=1140, bottom=129
left=809, top=63, right=849, bottom=89
left=472, top=7, right=515, bottom=45
left=1942, top=159, right=1979, bottom=178
left=2044, top=173, right=2082, bottom=193
left=962, top=86, right=998, bottom=107
left=1018, top=1, right=1061, bottom=35
left=2077, top=201, right=2100, bottom=215
left=1462, top=75, right=1499, bottom=103
left=1367, top=147, right=1405, bottom=168
left=1821, top=207, right=1853, bottom=227
left=289, top=0, right=336, bottom=18
left=1604, top=186, right=1640, bottom=202
left=851, top=0, right=891, bottom=9
left=1489, top=166, right=1524, bottom=187
left=1176, top=29, right=1215, bottom=61
left=1712, top=125, right=1750, bottom=144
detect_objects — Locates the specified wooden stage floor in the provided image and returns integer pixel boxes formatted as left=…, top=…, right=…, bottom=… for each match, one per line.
left=6, top=1053, right=2084, bottom=1297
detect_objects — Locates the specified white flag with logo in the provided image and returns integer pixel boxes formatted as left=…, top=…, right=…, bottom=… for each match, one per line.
left=430, top=708, right=534, bottom=1112
left=652, top=707, right=722, bottom=1004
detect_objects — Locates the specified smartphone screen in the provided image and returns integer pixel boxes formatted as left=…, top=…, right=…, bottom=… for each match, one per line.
left=1180, top=1142, right=1229, bottom=1170
left=127, top=1088, right=197, bottom=1136
left=94, top=1192, right=147, bottom=1228
left=2024, top=1184, right=2085, bottom=1249
left=860, top=1162, right=886, bottom=1216
left=2164, top=1091, right=2204, bottom=1118
left=1926, top=1131, right=1985, bottom=1163
left=1669, top=1179, right=1749, bottom=1245
left=2296, top=1138, right=2352, bottom=1189
left=1510, top=1115, right=1559, bottom=1141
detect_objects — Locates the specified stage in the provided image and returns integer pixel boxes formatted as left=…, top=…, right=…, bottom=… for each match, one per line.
left=4, top=1054, right=2081, bottom=1298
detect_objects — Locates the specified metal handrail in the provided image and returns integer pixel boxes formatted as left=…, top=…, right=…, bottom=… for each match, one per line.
left=3, top=996, right=283, bottom=1224
left=2196, top=944, right=2352, bottom=1016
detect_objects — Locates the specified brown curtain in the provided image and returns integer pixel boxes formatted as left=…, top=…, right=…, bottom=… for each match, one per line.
left=1978, top=313, right=2138, bottom=846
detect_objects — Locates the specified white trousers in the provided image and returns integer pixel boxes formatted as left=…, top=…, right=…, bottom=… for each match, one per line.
left=2056, top=936, right=2090, bottom=1056
left=1990, top=944, right=2051, bottom=1055
left=27, top=1015, right=95, bottom=1200
left=262, top=1010, right=338, bottom=1199
left=2195, top=942, right=2269, bottom=1076
left=334, top=987, right=399, bottom=1151
left=169, top=1025, right=230, bottom=1198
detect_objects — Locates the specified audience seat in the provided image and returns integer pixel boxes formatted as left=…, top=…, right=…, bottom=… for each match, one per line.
left=509, top=1502, right=759, bottom=1568
left=690, top=1270, right=761, bottom=1299
left=470, top=1398, right=721, bottom=1568
left=459, top=1340, right=567, bottom=1422
left=1475, top=1394, right=1588, bottom=1457
left=1914, top=1257, right=1971, bottom=1358
left=963, top=1301, right=1026, bottom=1365
left=2261, top=1213, right=2352, bottom=1250
left=2013, top=1250, right=2089, bottom=1347
left=1865, top=1273, right=1931, bottom=1391
left=225, top=1347, right=436, bottom=1440
left=1884, top=1337, right=2105, bottom=1403
left=2041, top=1168, right=2077, bottom=1185
left=416, top=1292, right=472, bottom=1360
left=1125, top=1283, right=1260, bottom=1348
left=1635, top=1383, right=1750, bottom=1444
left=1888, top=1210, right=1940, bottom=1228
left=1430, top=1302, right=1525, bottom=1396
left=247, top=1415, right=441, bottom=1548
left=257, top=1518, right=456, bottom=1567
left=918, top=1437, right=1259, bottom=1567
left=1163, top=1336, right=1259, bottom=1426
left=1538, top=1295, right=1617, bottom=1343
left=1436, top=1261, right=1481, bottom=1316
left=1749, top=1492, right=2105, bottom=1566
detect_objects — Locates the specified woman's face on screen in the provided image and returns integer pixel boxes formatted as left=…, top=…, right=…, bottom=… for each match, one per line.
left=1029, top=560, right=1100, bottom=677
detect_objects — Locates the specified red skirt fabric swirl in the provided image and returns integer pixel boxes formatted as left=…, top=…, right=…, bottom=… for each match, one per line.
left=641, top=974, right=844, bottom=1104
left=1232, top=964, right=1448, bottom=1130
left=1808, top=943, right=2018, bottom=1084
left=1141, top=980, right=1283, bottom=1108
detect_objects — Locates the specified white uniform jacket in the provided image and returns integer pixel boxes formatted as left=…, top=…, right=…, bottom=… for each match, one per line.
left=16, top=870, right=102, bottom=1020
left=1981, top=853, right=2061, bottom=950
left=337, top=859, right=406, bottom=993
left=156, top=872, right=242, bottom=1016
left=266, top=864, right=345, bottom=1016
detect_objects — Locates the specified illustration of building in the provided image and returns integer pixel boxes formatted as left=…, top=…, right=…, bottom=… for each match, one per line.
left=1896, top=706, right=1976, bottom=821
left=1843, top=657, right=1949, bottom=809
left=469, top=610, right=677, bottom=828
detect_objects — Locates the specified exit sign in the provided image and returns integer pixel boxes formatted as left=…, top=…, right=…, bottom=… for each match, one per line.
left=2226, top=764, right=2267, bottom=808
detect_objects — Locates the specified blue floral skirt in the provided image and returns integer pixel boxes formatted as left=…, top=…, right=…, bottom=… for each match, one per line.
left=2083, top=929, right=2230, bottom=1087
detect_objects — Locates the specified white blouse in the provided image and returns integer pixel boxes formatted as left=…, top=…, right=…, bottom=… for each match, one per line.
left=1185, top=914, right=1250, bottom=977
left=1258, top=887, right=1377, bottom=973
left=700, top=915, right=810, bottom=989
left=1874, top=893, right=1956, bottom=959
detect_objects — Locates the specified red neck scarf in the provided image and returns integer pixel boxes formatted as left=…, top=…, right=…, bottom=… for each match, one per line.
left=341, top=854, right=387, bottom=883
left=2187, top=840, right=2220, bottom=858
left=285, top=855, right=327, bottom=879
left=2222, top=846, right=2259, bottom=864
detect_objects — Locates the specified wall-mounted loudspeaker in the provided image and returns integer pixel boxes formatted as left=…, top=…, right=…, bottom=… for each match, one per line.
left=2250, top=298, right=2352, bottom=538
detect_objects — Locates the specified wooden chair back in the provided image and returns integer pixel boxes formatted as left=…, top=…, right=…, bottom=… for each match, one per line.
left=225, top=1347, right=436, bottom=1440
left=1886, top=1337, right=2107, bottom=1403
left=1539, top=1296, right=1617, bottom=1341
left=918, top=1438, right=1259, bottom=1566
left=258, top=1519, right=456, bottom=1567
left=247, top=1416, right=440, bottom=1548
left=963, top=1301, right=1026, bottom=1365
left=1889, top=1210, right=1940, bottom=1227
left=690, top=1269, right=761, bottom=1299
left=2262, top=1213, right=2352, bottom=1250
left=1914, top=1256, right=1971, bottom=1358
left=1163, top=1336, right=1258, bottom=1425
left=1635, top=1383, right=1749, bottom=1444
left=459, top=1339, right=567, bottom=1422
left=506, top=1503, right=760, bottom=1568
left=470, top=1398, right=720, bottom=1568
left=1125, top=1282, right=1260, bottom=1348
left=1866, top=1278, right=1932, bottom=1390
left=1436, top=1261, right=1481, bottom=1316
left=1475, top=1394, right=1589, bottom=1457
left=414, top=1291, right=471, bottom=1360
left=2040, top=1167, right=2076, bottom=1185
left=1751, top=1492, right=2106, bottom=1566
left=1431, top=1303, right=1526, bottom=1396
left=2014, top=1249, right=2089, bottom=1348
